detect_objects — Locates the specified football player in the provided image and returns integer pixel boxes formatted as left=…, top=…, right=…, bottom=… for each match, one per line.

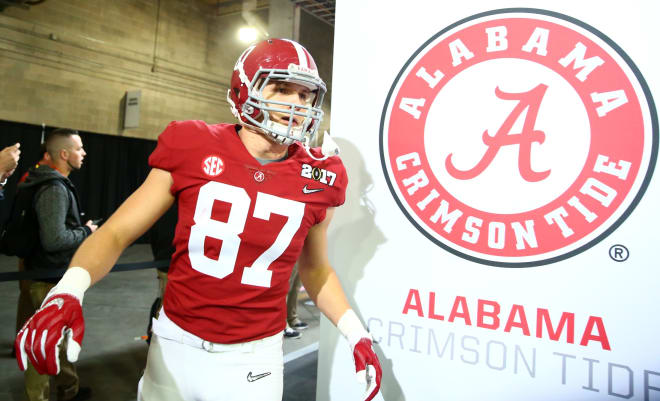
left=15, top=38, right=382, bottom=401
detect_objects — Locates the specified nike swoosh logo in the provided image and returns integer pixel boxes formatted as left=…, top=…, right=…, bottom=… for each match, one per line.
left=42, top=298, right=64, bottom=310
left=302, top=185, right=324, bottom=194
left=247, top=371, right=272, bottom=382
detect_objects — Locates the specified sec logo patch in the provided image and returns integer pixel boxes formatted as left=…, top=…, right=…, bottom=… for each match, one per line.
left=380, top=8, right=657, bottom=267
left=202, top=155, right=225, bottom=177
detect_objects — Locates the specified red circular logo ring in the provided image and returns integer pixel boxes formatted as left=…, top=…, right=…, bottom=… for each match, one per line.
left=380, top=8, right=658, bottom=267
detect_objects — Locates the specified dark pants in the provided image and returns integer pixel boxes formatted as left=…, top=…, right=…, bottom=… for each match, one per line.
left=286, top=264, right=302, bottom=325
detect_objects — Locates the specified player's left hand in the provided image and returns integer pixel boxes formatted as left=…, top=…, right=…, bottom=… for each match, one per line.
left=351, top=336, right=382, bottom=401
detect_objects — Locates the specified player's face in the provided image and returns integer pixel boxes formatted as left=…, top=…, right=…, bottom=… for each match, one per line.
left=262, top=81, right=315, bottom=128
left=65, top=135, right=86, bottom=170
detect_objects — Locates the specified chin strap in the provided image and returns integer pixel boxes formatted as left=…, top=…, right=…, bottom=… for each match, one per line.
left=304, top=131, right=340, bottom=161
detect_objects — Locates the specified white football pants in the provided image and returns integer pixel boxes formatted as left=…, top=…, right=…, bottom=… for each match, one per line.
left=137, top=309, right=284, bottom=401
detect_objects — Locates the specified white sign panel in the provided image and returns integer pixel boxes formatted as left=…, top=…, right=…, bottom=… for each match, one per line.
left=319, top=1, right=660, bottom=400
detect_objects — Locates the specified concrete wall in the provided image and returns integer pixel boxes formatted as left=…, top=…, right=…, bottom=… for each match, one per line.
left=0, top=0, right=334, bottom=141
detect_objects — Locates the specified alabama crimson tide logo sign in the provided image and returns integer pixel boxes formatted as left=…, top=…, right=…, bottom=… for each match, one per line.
left=380, top=8, right=657, bottom=267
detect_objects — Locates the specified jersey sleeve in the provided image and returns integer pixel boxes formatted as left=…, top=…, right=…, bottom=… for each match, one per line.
left=148, top=121, right=184, bottom=173
left=328, top=155, right=348, bottom=208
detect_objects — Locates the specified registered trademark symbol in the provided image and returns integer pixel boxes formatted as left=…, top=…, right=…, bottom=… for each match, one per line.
left=609, top=244, right=629, bottom=262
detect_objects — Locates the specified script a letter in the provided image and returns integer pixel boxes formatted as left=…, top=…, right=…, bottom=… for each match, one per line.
left=446, top=84, right=551, bottom=182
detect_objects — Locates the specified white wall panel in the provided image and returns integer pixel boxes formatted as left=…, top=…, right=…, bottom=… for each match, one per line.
left=320, top=1, right=660, bottom=400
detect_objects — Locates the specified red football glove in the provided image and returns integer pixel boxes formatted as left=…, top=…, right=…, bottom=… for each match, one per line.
left=351, top=336, right=382, bottom=401
left=15, top=292, right=85, bottom=375
left=338, top=309, right=383, bottom=400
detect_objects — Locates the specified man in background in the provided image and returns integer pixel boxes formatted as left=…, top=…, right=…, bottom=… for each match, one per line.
left=20, top=129, right=97, bottom=401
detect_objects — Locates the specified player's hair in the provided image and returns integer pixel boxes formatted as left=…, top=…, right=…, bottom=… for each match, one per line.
left=45, top=128, right=79, bottom=160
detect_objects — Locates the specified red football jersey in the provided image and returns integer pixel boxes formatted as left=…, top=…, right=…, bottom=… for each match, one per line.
left=148, top=120, right=347, bottom=343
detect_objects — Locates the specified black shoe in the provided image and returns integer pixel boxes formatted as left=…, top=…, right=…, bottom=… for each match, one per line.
left=59, top=386, right=92, bottom=401
left=289, top=318, right=309, bottom=330
left=283, top=327, right=302, bottom=339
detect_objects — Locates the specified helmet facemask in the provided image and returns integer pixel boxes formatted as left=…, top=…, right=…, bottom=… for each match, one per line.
left=234, top=64, right=326, bottom=146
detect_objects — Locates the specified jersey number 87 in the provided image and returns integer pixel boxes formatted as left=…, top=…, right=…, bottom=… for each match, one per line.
left=188, top=181, right=305, bottom=288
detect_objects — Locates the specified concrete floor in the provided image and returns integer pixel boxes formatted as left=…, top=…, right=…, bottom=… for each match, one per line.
left=0, top=244, right=319, bottom=401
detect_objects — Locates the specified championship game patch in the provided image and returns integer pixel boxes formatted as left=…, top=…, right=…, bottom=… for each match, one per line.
left=380, top=8, right=658, bottom=267
left=300, top=163, right=337, bottom=186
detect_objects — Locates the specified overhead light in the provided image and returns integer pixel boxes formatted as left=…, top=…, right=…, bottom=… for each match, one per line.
left=238, top=27, right=258, bottom=43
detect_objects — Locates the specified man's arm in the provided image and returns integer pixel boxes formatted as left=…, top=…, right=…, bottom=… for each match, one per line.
left=70, top=167, right=175, bottom=284
left=297, top=208, right=382, bottom=401
left=35, top=183, right=90, bottom=252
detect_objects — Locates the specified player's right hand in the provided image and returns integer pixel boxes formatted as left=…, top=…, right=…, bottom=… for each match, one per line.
left=15, top=292, right=85, bottom=375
